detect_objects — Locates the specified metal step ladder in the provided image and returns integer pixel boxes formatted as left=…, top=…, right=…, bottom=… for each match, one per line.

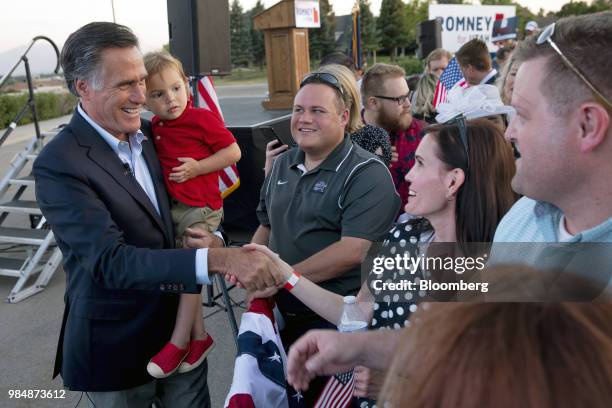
left=0, top=131, right=63, bottom=303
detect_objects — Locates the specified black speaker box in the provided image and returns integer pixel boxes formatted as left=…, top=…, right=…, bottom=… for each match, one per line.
left=417, top=19, right=442, bottom=59
left=167, top=0, right=231, bottom=76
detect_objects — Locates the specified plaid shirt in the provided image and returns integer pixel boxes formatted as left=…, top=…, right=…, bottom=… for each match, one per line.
left=389, top=119, right=424, bottom=208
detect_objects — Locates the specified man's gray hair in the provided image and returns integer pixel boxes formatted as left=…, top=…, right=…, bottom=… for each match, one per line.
left=61, top=22, right=139, bottom=96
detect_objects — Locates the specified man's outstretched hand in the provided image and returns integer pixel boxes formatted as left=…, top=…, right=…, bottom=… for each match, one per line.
left=207, top=246, right=284, bottom=291
left=287, top=330, right=365, bottom=391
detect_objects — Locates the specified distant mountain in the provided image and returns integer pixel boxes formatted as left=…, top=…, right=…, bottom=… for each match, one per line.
left=0, top=41, right=62, bottom=79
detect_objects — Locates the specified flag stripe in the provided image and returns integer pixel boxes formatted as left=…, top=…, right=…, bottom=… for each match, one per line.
left=314, top=371, right=355, bottom=408
left=220, top=168, right=234, bottom=186
left=335, top=376, right=354, bottom=408
left=433, top=57, right=465, bottom=109
left=224, top=299, right=289, bottom=408
left=191, top=76, right=240, bottom=198
left=197, top=77, right=224, bottom=121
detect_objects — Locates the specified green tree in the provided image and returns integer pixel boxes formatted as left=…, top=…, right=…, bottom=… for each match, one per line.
left=436, top=0, right=464, bottom=3
left=378, top=0, right=410, bottom=60
left=309, top=0, right=336, bottom=61
left=592, top=0, right=612, bottom=11
left=359, top=0, right=380, bottom=61
left=404, top=0, right=430, bottom=52
left=249, top=0, right=266, bottom=68
left=555, top=0, right=611, bottom=17
left=230, top=0, right=252, bottom=67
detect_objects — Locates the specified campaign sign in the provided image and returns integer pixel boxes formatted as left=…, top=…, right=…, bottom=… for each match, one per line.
left=492, top=16, right=518, bottom=42
left=429, top=4, right=516, bottom=52
left=295, top=0, right=321, bottom=28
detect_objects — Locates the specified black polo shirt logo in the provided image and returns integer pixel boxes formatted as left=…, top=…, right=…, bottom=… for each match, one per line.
left=313, top=181, right=328, bottom=193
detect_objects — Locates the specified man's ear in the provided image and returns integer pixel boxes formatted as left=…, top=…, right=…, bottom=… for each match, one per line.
left=75, top=79, right=89, bottom=100
left=340, top=108, right=350, bottom=129
left=365, top=96, right=379, bottom=111
left=578, top=102, right=610, bottom=153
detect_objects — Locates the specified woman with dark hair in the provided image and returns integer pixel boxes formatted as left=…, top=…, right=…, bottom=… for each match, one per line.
left=410, top=119, right=517, bottom=251
left=247, top=119, right=516, bottom=404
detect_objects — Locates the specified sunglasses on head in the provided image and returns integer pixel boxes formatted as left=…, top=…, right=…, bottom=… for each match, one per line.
left=537, top=23, right=611, bottom=110
left=444, top=114, right=470, bottom=170
left=300, top=72, right=344, bottom=96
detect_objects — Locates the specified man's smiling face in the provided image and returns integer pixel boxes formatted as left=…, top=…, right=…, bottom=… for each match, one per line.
left=291, top=84, right=348, bottom=158
left=78, top=46, right=147, bottom=140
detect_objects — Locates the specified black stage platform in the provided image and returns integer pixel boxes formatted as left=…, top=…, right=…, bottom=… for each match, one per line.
left=219, top=96, right=291, bottom=234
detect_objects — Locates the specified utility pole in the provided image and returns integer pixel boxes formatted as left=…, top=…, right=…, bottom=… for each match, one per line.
left=111, top=0, right=116, bottom=23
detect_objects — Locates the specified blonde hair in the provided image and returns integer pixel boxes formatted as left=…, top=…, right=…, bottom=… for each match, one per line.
left=497, top=53, right=519, bottom=105
left=143, top=51, right=188, bottom=83
left=361, top=63, right=406, bottom=101
left=425, top=48, right=452, bottom=71
left=412, top=73, right=437, bottom=118
left=318, top=64, right=363, bottom=133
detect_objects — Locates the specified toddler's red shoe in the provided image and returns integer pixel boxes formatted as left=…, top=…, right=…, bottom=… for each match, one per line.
left=147, top=342, right=189, bottom=378
left=178, top=335, right=215, bottom=373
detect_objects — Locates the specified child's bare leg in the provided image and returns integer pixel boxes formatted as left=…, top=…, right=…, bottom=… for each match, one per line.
left=187, top=222, right=214, bottom=341
left=190, top=292, right=207, bottom=340
left=170, top=293, right=200, bottom=348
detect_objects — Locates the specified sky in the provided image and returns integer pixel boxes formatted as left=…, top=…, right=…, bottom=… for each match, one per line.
left=0, top=0, right=579, bottom=67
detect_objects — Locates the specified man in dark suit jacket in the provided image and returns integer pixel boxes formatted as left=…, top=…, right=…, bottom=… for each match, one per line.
left=455, top=39, right=498, bottom=86
left=33, top=22, right=282, bottom=407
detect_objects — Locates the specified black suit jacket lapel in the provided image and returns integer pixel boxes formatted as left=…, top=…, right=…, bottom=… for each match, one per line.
left=71, top=113, right=170, bottom=242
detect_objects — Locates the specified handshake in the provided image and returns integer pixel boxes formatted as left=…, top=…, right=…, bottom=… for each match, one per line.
left=184, top=228, right=292, bottom=292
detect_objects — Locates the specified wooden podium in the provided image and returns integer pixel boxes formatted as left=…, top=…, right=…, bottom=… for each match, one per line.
left=253, top=0, right=314, bottom=110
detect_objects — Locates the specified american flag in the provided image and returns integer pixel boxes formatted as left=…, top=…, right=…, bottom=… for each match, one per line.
left=313, top=370, right=355, bottom=408
left=433, top=57, right=468, bottom=109
left=192, top=76, right=240, bottom=198
left=225, top=299, right=290, bottom=408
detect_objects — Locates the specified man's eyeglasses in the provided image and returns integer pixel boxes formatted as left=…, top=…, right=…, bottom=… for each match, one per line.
left=444, top=114, right=470, bottom=170
left=537, top=23, right=612, bottom=110
left=300, top=72, right=344, bottom=96
left=374, top=93, right=412, bottom=106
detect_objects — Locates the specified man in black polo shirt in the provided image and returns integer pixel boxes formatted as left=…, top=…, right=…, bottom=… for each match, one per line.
left=252, top=72, right=400, bottom=403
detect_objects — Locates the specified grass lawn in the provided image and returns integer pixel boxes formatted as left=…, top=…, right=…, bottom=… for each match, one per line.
left=214, top=67, right=268, bottom=85
left=206, top=54, right=421, bottom=87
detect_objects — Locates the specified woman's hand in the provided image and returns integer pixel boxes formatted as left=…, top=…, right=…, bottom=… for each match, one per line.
left=353, top=365, right=385, bottom=399
left=224, top=243, right=293, bottom=290
left=264, top=140, right=288, bottom=176
left=243, top=243, right=293, bottom=281
left=390, top=146, right=399, bottom=163
left=246, top=286, right=280, bottom=304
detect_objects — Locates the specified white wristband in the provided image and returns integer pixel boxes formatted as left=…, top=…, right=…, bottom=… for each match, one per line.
left=283, top=270, right=301, bottom=291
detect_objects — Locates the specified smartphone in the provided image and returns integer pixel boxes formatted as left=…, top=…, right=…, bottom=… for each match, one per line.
left=260, top=126, right=296, bottom=147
